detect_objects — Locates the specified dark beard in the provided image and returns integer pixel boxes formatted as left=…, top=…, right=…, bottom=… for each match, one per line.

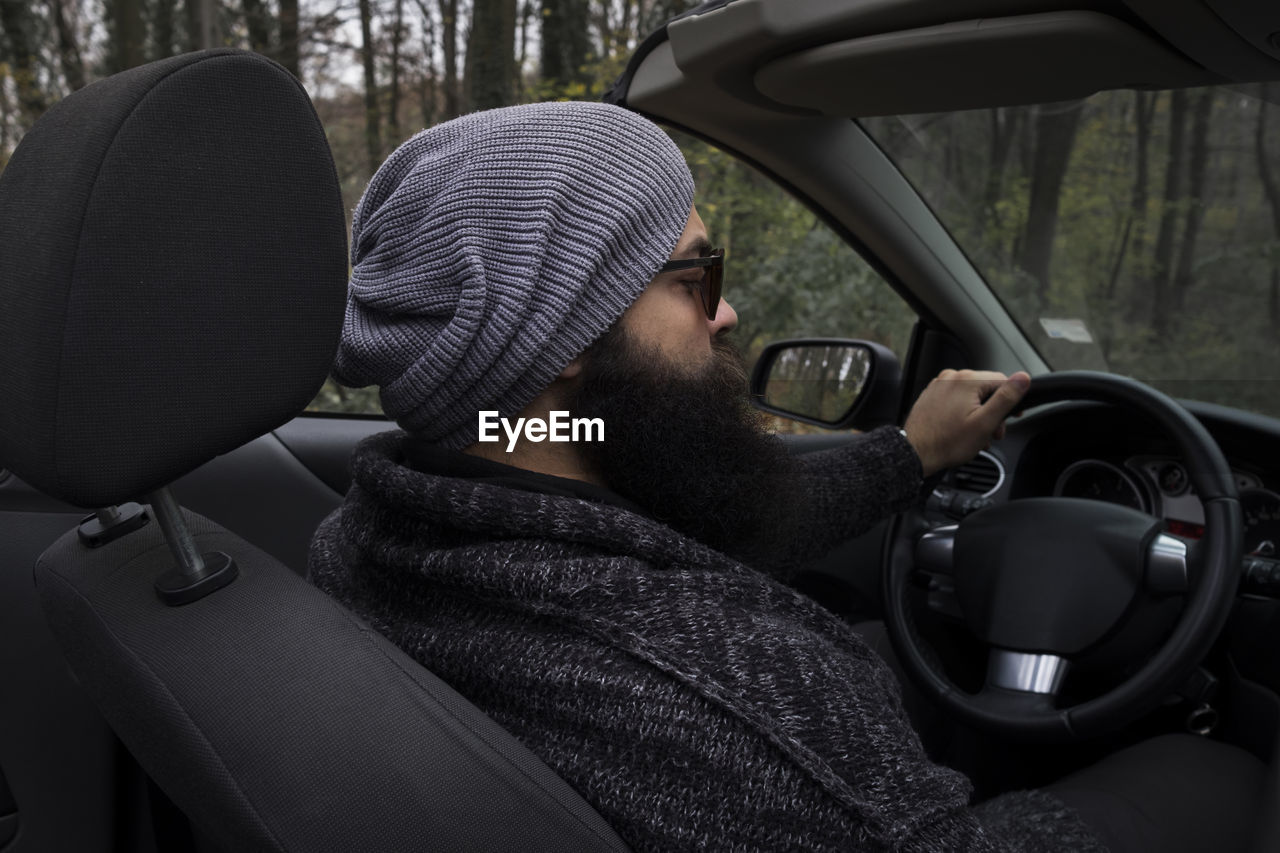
left=567, top=325, right=805, bottom=575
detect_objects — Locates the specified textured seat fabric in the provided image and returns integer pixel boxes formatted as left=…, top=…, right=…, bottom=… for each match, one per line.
left=36, top=508, right=627, bottom=851
left=0, top=510, right=121, bottom=853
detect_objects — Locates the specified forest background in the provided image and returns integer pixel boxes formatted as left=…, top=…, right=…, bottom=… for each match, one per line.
left=3, top=0, right=1279, bottom=422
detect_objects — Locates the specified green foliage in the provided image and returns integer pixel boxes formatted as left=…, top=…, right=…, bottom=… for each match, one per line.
left=670, top=132, right=917, bottom=366
left=307, top=378, right=384, bottom=415
left=539, top=0, right=593, bottom=90
left=866, top=88, right=1280, bottom=419
left=17, top=2, right=1278, bottom=428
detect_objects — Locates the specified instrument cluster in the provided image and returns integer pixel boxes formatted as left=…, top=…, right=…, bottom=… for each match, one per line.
left=1053, top=457, right=1279, bottom=555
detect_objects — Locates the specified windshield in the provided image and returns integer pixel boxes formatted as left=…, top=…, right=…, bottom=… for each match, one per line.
left=861, top=85, right=1280, bottom=420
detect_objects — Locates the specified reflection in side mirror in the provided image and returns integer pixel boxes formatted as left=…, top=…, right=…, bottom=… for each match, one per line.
left=764, top=344, right=870, bottom=424
left=750, top=338, right=902, bottom=428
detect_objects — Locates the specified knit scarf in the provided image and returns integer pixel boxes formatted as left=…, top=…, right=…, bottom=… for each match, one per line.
left=309, top=430, right=1103, bottom=852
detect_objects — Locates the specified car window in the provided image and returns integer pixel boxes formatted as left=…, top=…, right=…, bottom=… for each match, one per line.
left=305, top=132, right=919, bottom=428
left=308, top=378, right=383, bottom=416
left=861, top=85, right=1280, bottom=420
left=671, top=132, right=918, bottom=433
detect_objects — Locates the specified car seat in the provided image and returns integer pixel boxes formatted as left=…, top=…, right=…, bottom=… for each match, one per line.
left=0, top=49, right=627, bottom=852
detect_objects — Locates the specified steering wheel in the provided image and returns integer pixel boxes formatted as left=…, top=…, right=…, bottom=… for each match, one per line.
left=883, top=371, right=1242, bottom=742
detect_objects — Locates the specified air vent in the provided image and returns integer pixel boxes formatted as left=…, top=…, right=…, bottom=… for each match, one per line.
left=951, top=452, right=1004, bottom=496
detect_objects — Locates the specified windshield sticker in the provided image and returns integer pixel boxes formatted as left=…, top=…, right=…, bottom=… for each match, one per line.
left=1039, top=318, right=1094, bottom=344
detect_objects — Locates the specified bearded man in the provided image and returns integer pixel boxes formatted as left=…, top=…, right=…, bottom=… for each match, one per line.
left=309, top=101, right=1262, bottom=852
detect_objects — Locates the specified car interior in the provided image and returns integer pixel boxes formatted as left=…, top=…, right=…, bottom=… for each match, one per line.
left=3, top=0, right=1280, bottom=850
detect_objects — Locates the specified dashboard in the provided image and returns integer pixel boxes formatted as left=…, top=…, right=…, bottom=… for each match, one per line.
left=1052, top=456, right=1280, bottom=556
left=929, top=399, right=1280, bottom=602
left=915, top=396, right=1280, bottom=698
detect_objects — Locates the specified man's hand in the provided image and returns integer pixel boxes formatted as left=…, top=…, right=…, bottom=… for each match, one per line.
left=902, top=369, right=1031, bottom=477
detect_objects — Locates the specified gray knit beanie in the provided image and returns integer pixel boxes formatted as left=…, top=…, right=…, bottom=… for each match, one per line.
left=334, top=100, right=695, bottom=448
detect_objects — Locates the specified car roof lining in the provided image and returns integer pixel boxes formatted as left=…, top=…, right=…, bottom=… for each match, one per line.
left=754, top=11, right=1213, bottom=117
left=644, top=0, right=1280, bottom=132
left=660, top=0, right=1280, bottom=106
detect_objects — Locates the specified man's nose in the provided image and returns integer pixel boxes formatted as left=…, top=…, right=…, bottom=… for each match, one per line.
left=710, top=298, right=738, bottom=334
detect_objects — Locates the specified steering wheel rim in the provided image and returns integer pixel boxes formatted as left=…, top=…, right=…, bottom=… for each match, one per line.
left=883, top=370, right=1242, bottom=742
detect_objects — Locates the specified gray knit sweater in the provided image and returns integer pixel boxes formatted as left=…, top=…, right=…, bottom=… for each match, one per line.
left=308, top=427, right=1104, bottom=852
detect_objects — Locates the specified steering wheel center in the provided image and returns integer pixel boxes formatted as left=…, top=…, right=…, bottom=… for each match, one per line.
left=954, top=497, right=1161, bottom=654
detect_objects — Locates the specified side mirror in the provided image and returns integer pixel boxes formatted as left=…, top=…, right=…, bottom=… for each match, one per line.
left=750, top=339, right=902, bottom=429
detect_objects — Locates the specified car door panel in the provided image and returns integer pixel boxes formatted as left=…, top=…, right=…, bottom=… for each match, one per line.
left=168, top=428, right=352, bottom=573
left=273, top=416, right=394, bottom=496
left=0, top=510, right=119, bottom=853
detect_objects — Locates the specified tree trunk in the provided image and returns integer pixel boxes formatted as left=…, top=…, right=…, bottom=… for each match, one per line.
left=242, top=0, right=272, bottom=54
left=417, top=54, right=435, bottom=127
left=1257, top=87, right=1280, bottom=331
left=153, top=0, right=177, bottom=58
left=541, top=0, right=591, bottom=89
left=184, top=0, right=201, bottom=51
left=1016, top=99, right=1085, bottom=305
left=1170, top=89, right=1213, bottom=316
left=0, top=63, right=11, bottom=158
left=1151, top=90, right=1188, bottom=334
left=51, top=0, right=86, bottom=91
left=467, top=0, right=517, bottom=111
left=184, top=0, right=218, bottom=51
left=439, top=0, right=459, bottom=119
left=942, top=117, right=956, bottom=191
left=279, top=0, right=300, bottom=79
left=414, top=0, right=437, bottom=124
left=982, top=108, right=1020, bottom=230
left=596, top=0, right=612, bottom=59
left=1115, top=91, right=1154, bottom=327
left=515, top=0, right=532, bottom=97
left=1103, top=215, right=1133, bottom=327
left=107, top=0, right=147, bottom=72
left=389, top=0, right=405, bottom=140
left=0, top=0, right=49, bottom=126
left=618, top=0, right=635, bottom=50
left=359, top=0, right=382, bottom=172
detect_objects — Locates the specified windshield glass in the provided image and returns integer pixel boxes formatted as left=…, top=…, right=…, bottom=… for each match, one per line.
left=861, top=85, right=1280, bottom=420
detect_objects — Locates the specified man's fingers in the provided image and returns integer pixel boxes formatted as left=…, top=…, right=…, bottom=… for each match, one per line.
left=963, top=371, right=1010, bottom=391
left=975, top=372, right=1031, bottom=428
left=908, top=369, right=1033, bottom=470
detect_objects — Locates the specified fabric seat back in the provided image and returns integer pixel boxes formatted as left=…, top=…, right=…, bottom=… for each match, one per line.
left=0, top=49, right=626, bottom=852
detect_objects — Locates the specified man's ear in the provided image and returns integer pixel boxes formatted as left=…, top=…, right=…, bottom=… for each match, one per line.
left=559, top=355, right=585, bottom=380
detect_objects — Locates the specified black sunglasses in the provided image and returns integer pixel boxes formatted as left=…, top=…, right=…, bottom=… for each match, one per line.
left=659, top=248, right=724, bottom=320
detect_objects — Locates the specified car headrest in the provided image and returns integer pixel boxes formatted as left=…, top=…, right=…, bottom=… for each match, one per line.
left=0, top=50, right=347, bottom=508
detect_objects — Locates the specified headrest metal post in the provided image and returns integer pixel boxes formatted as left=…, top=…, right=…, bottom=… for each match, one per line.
left=146, top=487, right=206, bottom=577
left=78, top=502, right=149, bottom=548
left=96, top=506, right=122, bottom=525
left=145, top=486, right=239, bottom=606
